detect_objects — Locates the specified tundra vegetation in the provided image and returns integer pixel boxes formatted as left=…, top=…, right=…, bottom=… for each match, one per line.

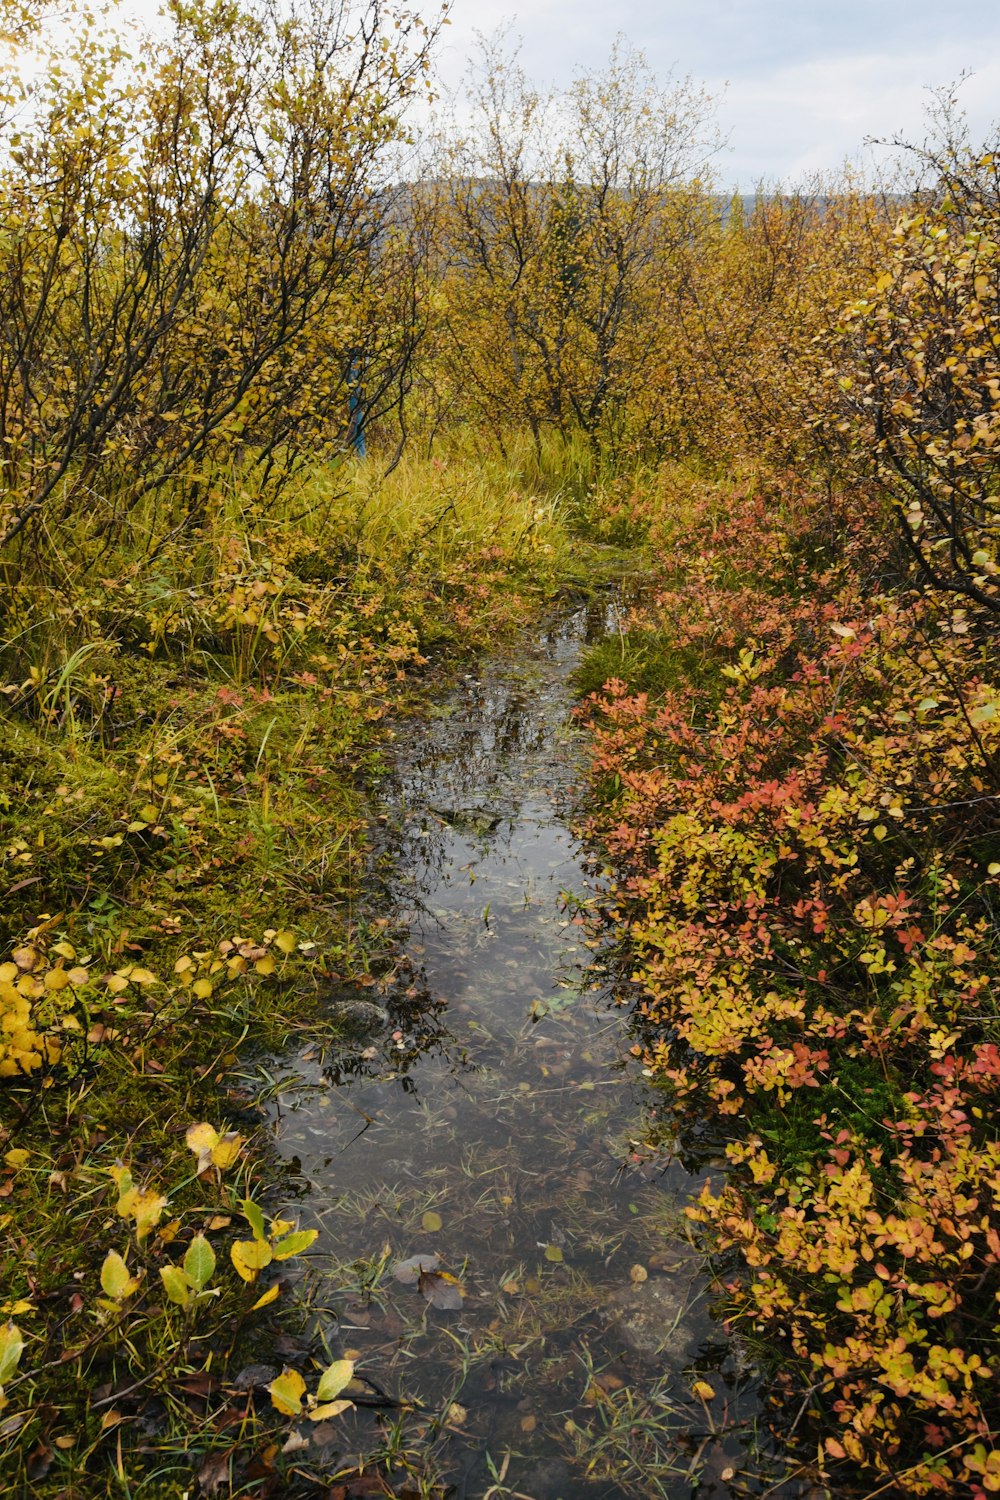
left=0, top=0, right=998, bottom=1495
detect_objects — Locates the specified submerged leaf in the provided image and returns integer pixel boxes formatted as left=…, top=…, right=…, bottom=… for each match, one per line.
left=418, top=1269, right=464, bottom=1311
left=392, top=1253, right=440, bottom=1285
left=309, top=1398, right=353, bottom=1421
left=315, top=1358, right=354, bottom=1403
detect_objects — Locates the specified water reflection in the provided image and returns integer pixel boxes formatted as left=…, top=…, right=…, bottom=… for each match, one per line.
left=262, top=603, right=766, bottom=1499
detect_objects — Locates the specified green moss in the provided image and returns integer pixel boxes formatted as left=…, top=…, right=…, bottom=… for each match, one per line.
left=753, top=1056, right=910, bottom=1195
left=574, top=628, right=725, bottom=703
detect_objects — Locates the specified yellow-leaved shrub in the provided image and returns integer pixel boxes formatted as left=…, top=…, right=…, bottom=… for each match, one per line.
left=0, top=938, right=88, bottom=1076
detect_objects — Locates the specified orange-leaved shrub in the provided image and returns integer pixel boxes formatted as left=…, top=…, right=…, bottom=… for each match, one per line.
left=580, top=475, right=1000, bottom=1496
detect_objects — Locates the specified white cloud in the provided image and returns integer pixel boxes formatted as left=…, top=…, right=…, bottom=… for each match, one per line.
left=437, top=0, right=1000, bottom=187
left=715, top=50, right=1000, bottom=187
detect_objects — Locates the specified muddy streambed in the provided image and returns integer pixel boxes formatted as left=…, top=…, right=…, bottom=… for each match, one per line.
left=259, top=602, right=766, bottom=1499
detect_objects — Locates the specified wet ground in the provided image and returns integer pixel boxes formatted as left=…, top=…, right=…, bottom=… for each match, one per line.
left=261, top=601, right=767, bottom=1498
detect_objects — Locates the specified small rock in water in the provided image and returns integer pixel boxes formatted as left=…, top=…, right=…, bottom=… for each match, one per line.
left=232, top=1363, right=278, bottom=1391
left=327, top=998, right=390, bottom=1037
left=605, top=1266, right=709, bottom=1363
left=511, top=1456, right=571, bottom=1494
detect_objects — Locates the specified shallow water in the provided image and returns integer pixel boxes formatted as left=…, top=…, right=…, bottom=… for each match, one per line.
left=263, top=602, right=764, bottom=1498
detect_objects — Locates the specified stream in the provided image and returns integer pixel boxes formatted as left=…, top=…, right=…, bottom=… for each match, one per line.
left=259, top=600, right=767, bottom=1499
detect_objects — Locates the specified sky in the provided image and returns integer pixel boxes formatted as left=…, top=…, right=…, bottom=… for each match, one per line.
left=14, top=0, right=1000, bottom=190
left=433, top=0, right=1000, bottom=188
